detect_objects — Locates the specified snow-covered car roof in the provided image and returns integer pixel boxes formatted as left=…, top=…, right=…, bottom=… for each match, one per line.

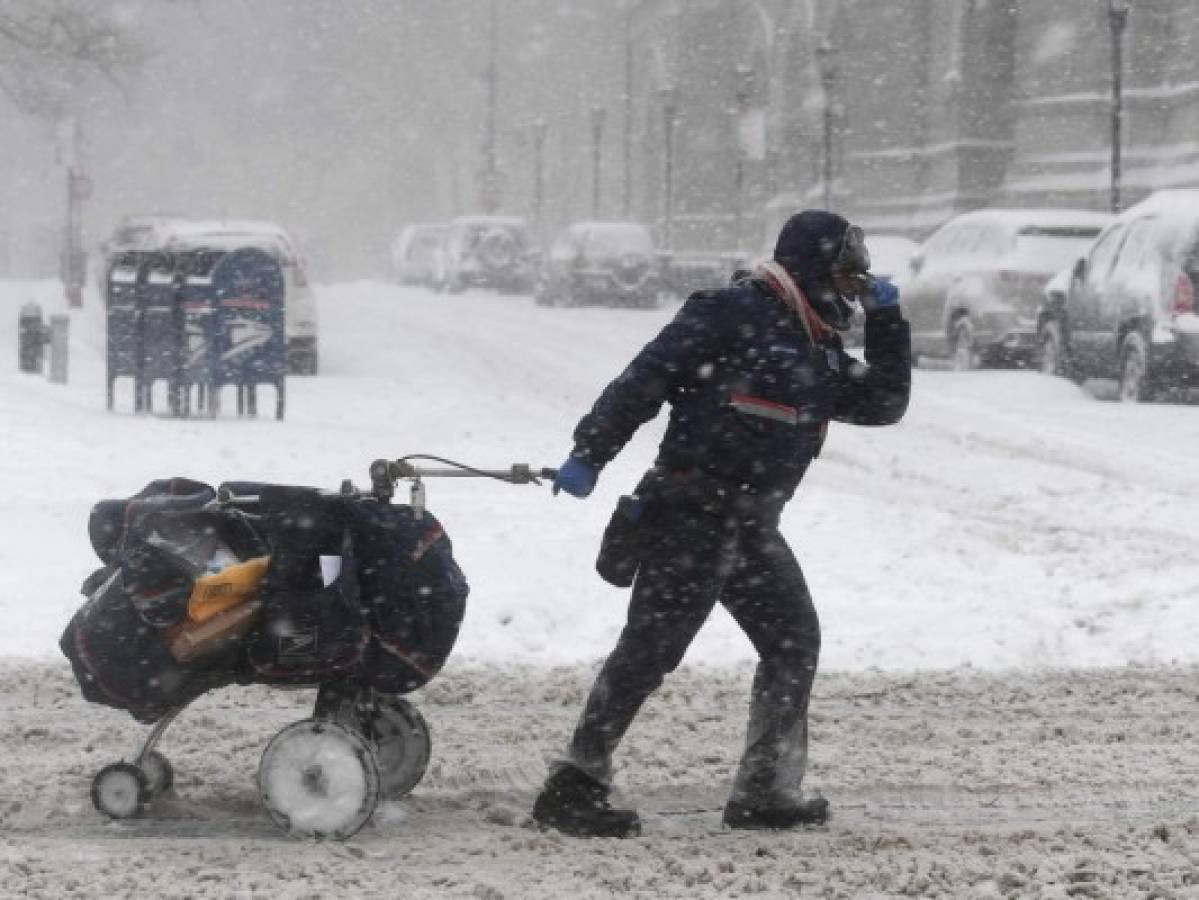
left=947, top=207, right=1114, bottom=234
left=567, top=220, right=654, bottom=252
left=393, top=222, right=448, bottom=251
left=156, top=220, right=299, bottom=259
left=1119, top=189, right=1199, bottom=219
left=567, top=219, right=652, bottom=237
left=1102, top=190, right=1199, bottom=259
left=449, top=215, right=529, bottom=230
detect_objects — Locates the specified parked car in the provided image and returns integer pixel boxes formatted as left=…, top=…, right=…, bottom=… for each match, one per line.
left=433, top=216, right=536, bottom=294
left=154, top=219, right=320, bottom=375
left=391, top=223, right=447, bottom=286
left=902, top=208, right=1112, bottom=369
left=536, top=220, right=659, bottom=308
left=1037, top=189, right=1199, bottom=402
left=100, top=215, right=187, bottom=260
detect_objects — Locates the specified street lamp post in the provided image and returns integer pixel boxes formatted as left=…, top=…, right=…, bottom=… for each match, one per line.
left=659, top=87, right=678, bottom=252
left=481, top=0, right=500, bottom=213
left=732, top=64, right=753, bottom=255
left=532, top=118, right=549, bottom=241
left=1108, top=0, right=1130, bottom=213
left=591, top=105, right=607, bottom=219
left=816, top=40, right=836, bottom=212
left=622, top=4, right=634, bottom=218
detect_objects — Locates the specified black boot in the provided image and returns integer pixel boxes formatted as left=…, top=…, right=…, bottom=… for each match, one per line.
left=722, top=795, right=829, bottom=830
left=532, top=765, right=641, bottom=838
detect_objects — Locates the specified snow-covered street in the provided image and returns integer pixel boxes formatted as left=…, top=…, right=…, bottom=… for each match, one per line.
left=2, top=281, right=1197, bottom=670
left=2, top=659, right=1197, bottom=898
left=2, top=282, right=1199, bottom=896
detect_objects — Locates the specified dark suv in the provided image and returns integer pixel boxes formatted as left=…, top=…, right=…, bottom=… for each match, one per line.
left=433, top=216, right=536, bottom=294
left=1038, top=190, right=1199, bottom=402
left=535, top=220, right=658, bottom=308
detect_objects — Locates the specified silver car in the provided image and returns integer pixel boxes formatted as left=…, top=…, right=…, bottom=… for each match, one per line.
left=535, top=220, right=658, bottom=308
left=903, top=209, right=1111, bottom=369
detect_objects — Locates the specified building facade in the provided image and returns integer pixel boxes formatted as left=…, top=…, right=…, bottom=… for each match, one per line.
left=631, top=0, right=1199, bottom=253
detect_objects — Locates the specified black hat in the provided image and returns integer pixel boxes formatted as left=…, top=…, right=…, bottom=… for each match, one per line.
left=772, top=210, right=870, bottom=331
left=773, top=210, right=870, bottom=279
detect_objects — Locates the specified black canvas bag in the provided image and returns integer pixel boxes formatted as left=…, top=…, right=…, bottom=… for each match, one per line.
left=347, top=501, right=469, bottom=692
left=62, top=479, right=259, bottom=723
left=596, top=495, right=648, bottom=588
left=245, top=486, right=371, bottom=684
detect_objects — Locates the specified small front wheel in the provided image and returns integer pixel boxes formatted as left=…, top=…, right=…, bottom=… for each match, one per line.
left=92, top=762, right=148, bottom=819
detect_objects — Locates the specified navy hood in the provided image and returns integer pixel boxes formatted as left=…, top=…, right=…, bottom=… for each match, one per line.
left=772, top=210, right=856, bottom=331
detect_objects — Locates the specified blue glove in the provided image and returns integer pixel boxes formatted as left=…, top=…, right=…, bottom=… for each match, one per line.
left=860, top=276, right=900, bottom=315
left=552, top=457, right=598, bottom=498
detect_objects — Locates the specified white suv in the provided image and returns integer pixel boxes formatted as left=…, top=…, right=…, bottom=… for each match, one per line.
left=157, top=220, right=319, bottom=375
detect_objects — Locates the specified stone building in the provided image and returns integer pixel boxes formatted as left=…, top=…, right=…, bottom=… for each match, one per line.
left=629, top=0, right=1199, bottom=254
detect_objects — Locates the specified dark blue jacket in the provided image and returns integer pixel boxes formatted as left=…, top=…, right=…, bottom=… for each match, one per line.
left=571, top=279, right=911, bottom=500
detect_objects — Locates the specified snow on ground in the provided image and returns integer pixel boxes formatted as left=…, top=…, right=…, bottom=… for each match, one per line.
left=2, top=660, right=1197, bottom=898
left=3, top=280, right=1198, bottom=895
left=1, top=279, right=1197, bottom=670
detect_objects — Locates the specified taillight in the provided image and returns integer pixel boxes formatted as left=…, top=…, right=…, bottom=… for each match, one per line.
left=1172, top=273, right=1195, bottom=315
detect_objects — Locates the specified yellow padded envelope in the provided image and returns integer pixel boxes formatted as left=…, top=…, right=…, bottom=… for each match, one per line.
left=187, top=555, right=270, bottom=623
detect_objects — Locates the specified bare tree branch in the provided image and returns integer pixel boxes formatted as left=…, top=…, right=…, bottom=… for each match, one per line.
left=0, top=0, right=146, bottom=117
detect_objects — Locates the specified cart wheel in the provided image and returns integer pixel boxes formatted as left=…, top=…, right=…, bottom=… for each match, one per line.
left=140, top=750, right=174, bottom=797
left=92, top=762, right=148, bottom=819
left=314, top=688, right=433, bottom=799
left=258, top=719, right=380, bottom=840
left=369, top=696, right=433, bottom=799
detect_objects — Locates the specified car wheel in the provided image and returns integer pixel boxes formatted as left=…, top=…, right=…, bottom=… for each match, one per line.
left=1117, top=330, right=1153, bottom=403
left=1038, top=320, right=1066, bottom=377
left=951, top=318, right=976, bottom=371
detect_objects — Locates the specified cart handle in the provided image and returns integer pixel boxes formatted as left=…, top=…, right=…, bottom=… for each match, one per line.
left=369, top=456, right=557, bottom=508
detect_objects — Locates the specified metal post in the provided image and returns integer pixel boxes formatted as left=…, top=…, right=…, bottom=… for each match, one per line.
left=816, top=41, right=836, bottom=212
left=64, top=167, right=88, bottom=308
left=532, top=118, right=548, bottom=242
left=1108, top=0, right=1130, bottom=213
left=48, top=315, right=69, bottom=384
left=481, top=0, right=500, bottom=213
left=591, top=106, right=607, bottom=219
left=622, top=5, right=634, bottom=218
left=659, top=87, right=678, bottom=252
left=732, top=64, right=753, bottom=255
left=18, top=303, right=45, bottom=373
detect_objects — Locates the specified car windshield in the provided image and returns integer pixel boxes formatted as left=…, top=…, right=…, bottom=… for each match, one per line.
left=582, top=224, right=653, bottom=260
left=1012, top=227, right=1103, bottom=273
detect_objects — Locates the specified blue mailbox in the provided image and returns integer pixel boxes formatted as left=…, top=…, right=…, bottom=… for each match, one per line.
left=210, top=247, right=286, bottom=420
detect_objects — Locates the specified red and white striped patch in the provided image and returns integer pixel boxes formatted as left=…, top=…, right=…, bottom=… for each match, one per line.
left=730, top=392, right=799, bottom=426
left=411, top=523, right=446, bottom=561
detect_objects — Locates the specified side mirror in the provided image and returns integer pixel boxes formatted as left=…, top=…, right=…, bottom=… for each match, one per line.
left=909, top=253, right=924, bottom=276
left=1071, top=257, right=1086, bottom=281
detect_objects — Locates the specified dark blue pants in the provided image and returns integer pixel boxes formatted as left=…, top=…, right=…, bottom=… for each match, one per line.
left=562, top=505, right=821, bottom=802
